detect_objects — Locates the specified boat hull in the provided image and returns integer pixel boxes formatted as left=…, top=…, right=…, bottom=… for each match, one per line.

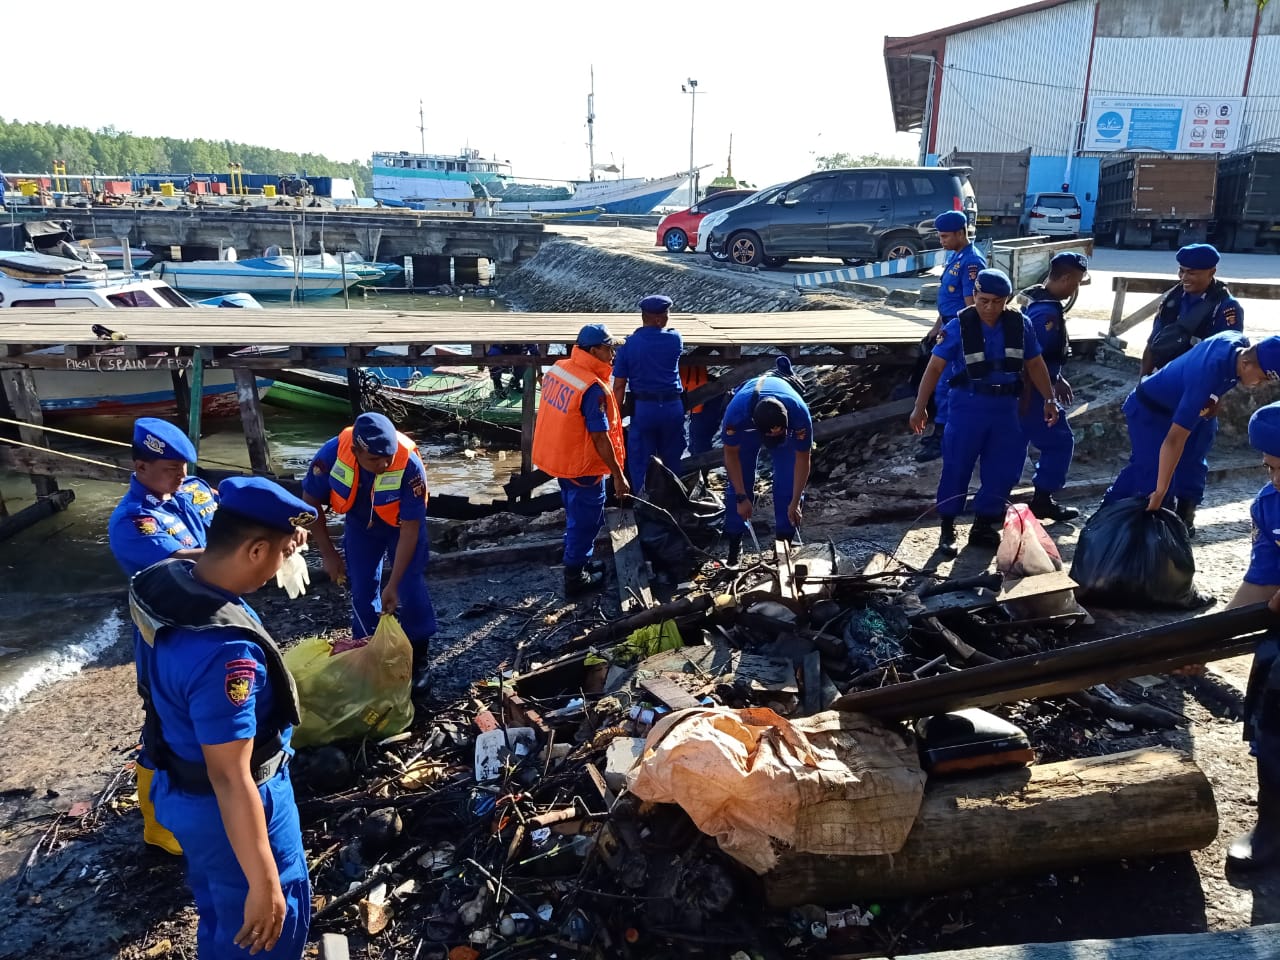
left=154, top=262, right=358, bottom=299
left=34, top=369, right=271, bottom=417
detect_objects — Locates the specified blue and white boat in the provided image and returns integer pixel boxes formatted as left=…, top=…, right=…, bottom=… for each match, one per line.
left=154, top=254, right=363, bottom=299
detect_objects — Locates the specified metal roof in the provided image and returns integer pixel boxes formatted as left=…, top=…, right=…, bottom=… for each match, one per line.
left=883, top=0, right=1079, bottom=132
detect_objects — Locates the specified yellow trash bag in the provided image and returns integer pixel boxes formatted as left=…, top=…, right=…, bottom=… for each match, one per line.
left=285, top=614, right=415, bottom=748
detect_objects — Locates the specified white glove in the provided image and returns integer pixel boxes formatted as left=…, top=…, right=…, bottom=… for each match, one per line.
left=276, top=543, right=311, bottom=599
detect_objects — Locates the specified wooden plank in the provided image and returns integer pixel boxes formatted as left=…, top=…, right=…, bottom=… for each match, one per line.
left=1110, top=293, right=1164, bottom=338
left=233, top=368, right=271, bottom=475
left=638, top=676, right=701, bottom=711
left=519, top=366, right=536, bottom=484
left=880, top=925, right=1280, bottom=960
left=0, top=445, right=130, bottom=483
left=775, top=538, right=798, bottom=600
left=682, top=356, right=776, bottom=411
left=604, top=507, right=653, bottom=613
left=1110, top=273, right=1280, bottom=300
left=996, top=569, right=1078, bottom=602
left=801, top=650, right=823, bottom=715
left=0, top=368, right=58, bottom=498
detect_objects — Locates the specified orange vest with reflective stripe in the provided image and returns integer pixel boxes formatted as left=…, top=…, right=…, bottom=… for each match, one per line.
left=532, top=347, right=625, bottom=479
left=679, top=362, right=709, bottom=414
left=329, top=427, right=423, bottom=527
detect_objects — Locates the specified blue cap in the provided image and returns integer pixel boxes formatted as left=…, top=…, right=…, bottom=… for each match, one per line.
left=1176, top=243, right=1220, bottom=270
left=1249, top=403, right=1280, bottom=457
left=132, top=417, right=196, bottom=462
left=934, top=211, right=967, bottom=233
left=576, top=323, right=614, bottom=348
left=975, top=268, right=1013, bottom=298
left=638, top=294, right=672, bottom=313
left=1257, top=335, right=1280, bottom=381
left=1051, top=251, right=1090, bottom=278
left=352, top=412, right=398, bottom=457
left=217, top=476, right=316, bottom=532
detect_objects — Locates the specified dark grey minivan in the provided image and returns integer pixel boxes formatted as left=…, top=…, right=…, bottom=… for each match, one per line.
left=705, top=166, right=975, bottom=268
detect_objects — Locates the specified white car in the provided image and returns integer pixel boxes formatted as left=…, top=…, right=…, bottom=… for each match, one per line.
left=1023, top=192, right=1082, bottom=238
left=695, top=182, right=787, bottom=258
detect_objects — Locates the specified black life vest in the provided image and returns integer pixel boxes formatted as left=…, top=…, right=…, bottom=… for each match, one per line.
left=948, top=307, right=1026, bottom=387
left=1021, top=284, right=1070, bottom=368
left=130, top=558, right=300, bottom=793
left=1147, top=281, right=1231, bottom=370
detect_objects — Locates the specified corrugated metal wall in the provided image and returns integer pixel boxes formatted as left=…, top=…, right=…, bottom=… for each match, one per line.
left=934, top=0, right=1094, bottom=156
left=1089, top=36, right=1250, bottom=99
left=1245, top=36, right=1280, bottom=145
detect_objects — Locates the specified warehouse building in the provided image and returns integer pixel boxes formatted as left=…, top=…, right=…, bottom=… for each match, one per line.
left=884, top=0, right=1280, bottom=234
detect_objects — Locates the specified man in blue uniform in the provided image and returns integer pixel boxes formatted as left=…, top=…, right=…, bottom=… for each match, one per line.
left=108, top=417, right=220, bottom=856
left=680, top=349, right=726, bottom=456
left=1103, top=332, right=1279, bottom=529
left=1020, top=252, right=1089, bottom=523
left=130, top=476, right=315, bottom=959
left=916, top=210, right=985, bottom=463
left=1220, top=402, right=1280, bottom=871
left=720, top=361, right=812, bottom=568
left=487, top=343, right=540, bottom=398
left=109, top=418, right=219, bottom=577
left=911, top=269, right=1060, bottom=557
left=1139, top=244, right=1245, bottom=533
left=612, top=294, right=686, bottom=493
left=301, top=412, right=436, bottom=690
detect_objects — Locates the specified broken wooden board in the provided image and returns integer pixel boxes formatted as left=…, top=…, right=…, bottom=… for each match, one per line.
left=996, top=569, right=1078, bottom=602
left=879, top=923, right=1280, bottom=959
left=638, top=675, right=703, bottom=711
left=605, top=507, right=653, bottom=613
left=775, top=539, right=798, bottom=600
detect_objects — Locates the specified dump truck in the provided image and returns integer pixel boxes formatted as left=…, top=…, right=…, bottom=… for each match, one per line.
left=1094, top=154, right=1217, bottom=248
left=940, top=149, right=1031, bottom=239
left=1214, top=150, right=1280, bottom=252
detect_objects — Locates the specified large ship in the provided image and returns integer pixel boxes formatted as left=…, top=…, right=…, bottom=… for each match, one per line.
left=372, top=73, right=691, bottom=221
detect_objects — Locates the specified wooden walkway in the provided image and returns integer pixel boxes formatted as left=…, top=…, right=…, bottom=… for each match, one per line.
left=0, top=305, right=933, bottom=369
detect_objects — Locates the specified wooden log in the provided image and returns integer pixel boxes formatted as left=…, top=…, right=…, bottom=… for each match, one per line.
left=234, top=368, right=271, bottom=475
left=0, top=489, right=75, bottom=543
left=0, top=368, right=59, bottom=498
left=564, top=594, right=714, bottom=652
left=763, top=747, right=1217, bottom=907
left=880, top=924, right=1280, bottom=959
left=345, top=368, right=362, bottom=417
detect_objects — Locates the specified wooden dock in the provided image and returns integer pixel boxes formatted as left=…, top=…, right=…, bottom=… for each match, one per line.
left=0, top=304, right=933, bottom=537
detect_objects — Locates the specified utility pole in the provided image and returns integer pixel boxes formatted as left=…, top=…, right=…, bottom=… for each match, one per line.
left=682, top=78, right=699, bottom=204
left=418, top=100, right=426, bottom=154
left=587, top=66, right=596, bottom=182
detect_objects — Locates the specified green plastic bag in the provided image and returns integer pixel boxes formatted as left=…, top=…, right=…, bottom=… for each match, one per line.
left=285, top=614, right=415, bottom=748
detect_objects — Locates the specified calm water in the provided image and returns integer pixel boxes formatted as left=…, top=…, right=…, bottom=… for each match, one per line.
left=0, top=293, right=514, bottom=711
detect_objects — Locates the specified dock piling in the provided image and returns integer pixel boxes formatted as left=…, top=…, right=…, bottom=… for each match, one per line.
left=187, top=353, right=204, bottom=469
left=1, top=369, right=59, bottom=499
left=234, top=369, right=271, bottom=475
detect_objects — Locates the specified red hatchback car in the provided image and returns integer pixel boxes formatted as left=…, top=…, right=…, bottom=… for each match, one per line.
left=655, top=188, right=754, bottom=252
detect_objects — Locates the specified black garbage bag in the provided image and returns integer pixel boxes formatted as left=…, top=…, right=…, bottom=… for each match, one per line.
left=1069, top=496, right=1213, bottom=610
left=634, top=457, right=724, bottom=580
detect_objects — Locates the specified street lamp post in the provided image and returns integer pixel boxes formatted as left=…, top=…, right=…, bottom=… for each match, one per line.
left=682, top=78, right=698, bottom=204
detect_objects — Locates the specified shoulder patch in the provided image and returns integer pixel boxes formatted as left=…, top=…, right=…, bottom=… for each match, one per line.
left=189, top=489, right=212, bottom=505
left=410, top=475, right=426, bottom=500
left=794, top=428, right=808, bottom=441
left=968, top=264, right=980, bottom=280
left=225, top=666, right=255, bottom=707
left=133, top=516, right=159, bottom=536
left=1224, top=306, right=1238, bottom=326
left=312, top=463, right=325, bottom=476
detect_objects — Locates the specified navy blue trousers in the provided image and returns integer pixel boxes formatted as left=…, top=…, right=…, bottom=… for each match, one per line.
left=628, top=398, right=686, bottom=492
left=344, top=520, right=437, bottom=647
left=559, top=476, right=606, bottom=568
left=936, top=392, right=1023, bottom=518
left=1104, top=394, right=1218, bottom=506
left=1020, top=403, right=1075, bottom=493
left=724, top=436, right=797, bottom=540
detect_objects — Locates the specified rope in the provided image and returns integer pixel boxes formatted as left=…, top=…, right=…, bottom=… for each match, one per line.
left=0, top=435, right=129, bottom=472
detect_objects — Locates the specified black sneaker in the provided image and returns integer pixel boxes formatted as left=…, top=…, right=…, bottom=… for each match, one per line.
left=411, top=645, right=432, bottom=695
left=1030, top=491, right=1080, bottom=523
left=565, top=566, right=604, bottom=597
left=968, top=516, right=1003, bottom=549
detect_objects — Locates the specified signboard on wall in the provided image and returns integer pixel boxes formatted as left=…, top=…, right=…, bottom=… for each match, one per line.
left=1083, top=97, right=1244, bottom=153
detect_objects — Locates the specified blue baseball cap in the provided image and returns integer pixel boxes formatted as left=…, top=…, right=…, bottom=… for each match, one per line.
left=217, top=476, right=316, bottom=532
left=1257, top=335, right=1280, bottom=382
left=1176, top=243, right=1220, bottom=270
left=132, top=417, right=196, bottom=462
left=934, top=211, right=968, bottom=233
left=352, top=412, right=398, bottom=457
left=576, top=323, right=614, bottom=348
left=1051, top=251, right=1090, bottom=280
left=638, top=294, right=672, bottom=313
left=1249, top=402, right=1280, bottom=457
left=975, top=268, right=1013, bottom=298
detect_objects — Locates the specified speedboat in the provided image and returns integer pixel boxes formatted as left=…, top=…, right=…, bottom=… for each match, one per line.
left=154, top=253, right=363, bottom=299
left=0, top=257, right=270, bottom=416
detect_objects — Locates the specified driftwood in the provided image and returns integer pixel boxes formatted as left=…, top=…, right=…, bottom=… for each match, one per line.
left=879, top=923, right=1280, bottom=959
left=564, top=594, right=714, bottom=653
left=764, top=747, right=1217, bottom=906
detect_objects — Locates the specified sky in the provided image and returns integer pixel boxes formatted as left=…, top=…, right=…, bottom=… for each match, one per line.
left=9, top=0, right=1028, bottom=189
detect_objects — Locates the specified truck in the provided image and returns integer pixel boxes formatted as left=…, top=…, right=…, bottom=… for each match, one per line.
left=1214, top=150, right=1280, bottom=252
left=1094, top=155, right=1217, bottom=249
left=940, top=149, right=1030, bottom=239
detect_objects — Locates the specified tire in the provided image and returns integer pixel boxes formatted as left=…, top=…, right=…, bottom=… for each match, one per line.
left=728, top=231, right=763, bottom=267
left=879, top=235, right=925, bottom=275
left=842, top=257, right=868, bottom=267
left=763, top=256, right=789, bottom=268
left=1113, top=225, right=1126, bottom=250
left=709, top=246, right=730, bottom=262
left=663, top=228, right=688, bottom=252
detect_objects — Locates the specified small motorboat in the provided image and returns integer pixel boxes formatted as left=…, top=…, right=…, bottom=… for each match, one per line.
left=155, top=252, right=363, bottom=299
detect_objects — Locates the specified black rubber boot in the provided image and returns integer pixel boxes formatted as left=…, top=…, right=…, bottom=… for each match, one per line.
left=915, top=432, right=943, bottom=463
left=968, top=515, right=1003, bottom=549
left=1175, top=497, right=1198, bottom=538
left=938, top=517, right=958, bottom=558
left=724, top=536, right=743, bottom=571
left=1227, top=764, right=1280, bottom=871
left=1030, top=489, right=1080, bottom=523
left=564, top=565, right=604, bottom=597
left=411, top=643, right=432, bottom=695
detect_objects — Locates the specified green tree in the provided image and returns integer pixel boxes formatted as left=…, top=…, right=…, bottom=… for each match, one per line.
left=813, top=152, right=914, bottom=170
